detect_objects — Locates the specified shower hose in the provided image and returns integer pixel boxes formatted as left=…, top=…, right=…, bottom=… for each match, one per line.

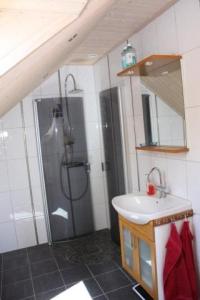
left=60, top=153, right=89, bottom=201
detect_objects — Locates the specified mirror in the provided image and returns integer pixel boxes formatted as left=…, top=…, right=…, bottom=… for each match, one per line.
left=140, top=59, right=186, bottom=147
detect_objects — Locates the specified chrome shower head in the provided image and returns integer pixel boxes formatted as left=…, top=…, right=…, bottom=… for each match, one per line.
left=68, top=88, right=83, bottom=94
left=64, top=73, right=83, bottom=96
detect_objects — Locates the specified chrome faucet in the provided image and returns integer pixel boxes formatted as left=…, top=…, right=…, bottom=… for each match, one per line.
left=147, top=167, right=168, bottom=198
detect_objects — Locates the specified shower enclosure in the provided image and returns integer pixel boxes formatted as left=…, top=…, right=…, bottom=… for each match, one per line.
left=100, top=87, right=126, bottom=244
left=35, top=96, right=94, bottom=242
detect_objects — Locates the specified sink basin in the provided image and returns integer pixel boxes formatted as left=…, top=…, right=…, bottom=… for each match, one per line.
left=112, top=192, right=192, bottom=224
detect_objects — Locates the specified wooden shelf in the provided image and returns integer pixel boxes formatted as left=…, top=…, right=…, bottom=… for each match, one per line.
left=136, top=146, right=189, bottom=154
left=117, top=54, right=182, bottom=77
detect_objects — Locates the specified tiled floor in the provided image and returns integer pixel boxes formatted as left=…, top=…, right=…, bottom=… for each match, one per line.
left=0, top=230, right=152, bottom=300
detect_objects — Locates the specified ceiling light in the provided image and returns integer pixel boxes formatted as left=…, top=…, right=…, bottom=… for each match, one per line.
left=87, top=53, right=98, bottom=59
left=161, top=71, right=169, bottom=75
left=145, top=61, right=153, bottom=66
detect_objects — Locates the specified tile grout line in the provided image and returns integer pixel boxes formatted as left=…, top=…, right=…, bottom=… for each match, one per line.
left=51, top=248, right=67, bottom=290
left=26, top=248, right=36, bottom=300
left=86, top=264, right=109, bottom=300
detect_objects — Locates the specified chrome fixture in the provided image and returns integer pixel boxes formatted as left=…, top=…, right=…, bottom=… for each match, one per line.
left=64, top=73, right=83, bottom=95
left=147, top=167, right=168, bottom=198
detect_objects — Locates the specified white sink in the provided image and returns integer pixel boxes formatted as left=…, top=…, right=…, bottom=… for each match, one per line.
left=112, top=192, right=192, bottom=224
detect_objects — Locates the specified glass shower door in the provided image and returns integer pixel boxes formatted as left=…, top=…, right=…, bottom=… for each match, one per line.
left=35, top=97, right=94, bottom=242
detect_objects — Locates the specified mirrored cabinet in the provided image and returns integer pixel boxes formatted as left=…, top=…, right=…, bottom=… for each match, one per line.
left=117, top=54, right=189, bottom=154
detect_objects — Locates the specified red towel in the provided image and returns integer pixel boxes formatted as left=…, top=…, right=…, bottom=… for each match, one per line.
left=163, top=223, right=193, bottom=300
left=180, top=221, right=199, bottom=300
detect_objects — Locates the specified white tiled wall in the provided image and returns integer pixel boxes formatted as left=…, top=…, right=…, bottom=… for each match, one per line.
left=0, top=64, right=109, bottom=252
left=133, top=0, right=200, bottom=276
left=93, top=0, right=200, bottom=279
left=0, top=103, right=39, bottom=253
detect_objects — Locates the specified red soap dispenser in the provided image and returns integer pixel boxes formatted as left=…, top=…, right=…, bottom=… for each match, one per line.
left=147, top=182, right=156, bottom=196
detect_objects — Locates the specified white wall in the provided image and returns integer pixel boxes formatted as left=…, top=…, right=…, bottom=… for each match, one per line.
left=93, top=0, right=200, bottom=283
left=133, top=0, right=200, bottom=277
left=0, top=65, right=108, bottom=253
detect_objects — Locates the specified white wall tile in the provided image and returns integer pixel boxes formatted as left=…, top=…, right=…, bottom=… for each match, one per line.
left=187, top=161, right=200, bottom=214
left=84, top=93, right=98, bottom=123
left=2, top=104, right=22, bottom=129
left=0, top=222, right=18, bottom=253
left=137, top=152, right=152, bottom=191
left=36, top=216, right=48, bottom=244
left=25, top=127, right=37, bottom=157
left=40, top=72, right=60, bottom=97
left=7, top=159, right=29, bottom=190
left=166, top=158, right=187, bottom=198
left=32, top=186, right=44, bottom=217
left=94, top=57, right=110, bottom=92
left=181, top=48, right=200, bottom=108
left=11, top=189, right=33, bottom=220
left=22, top=95, right=34, bottom=127
left=5, top=128, right=25, bottom=159
left=0, top=192, right=13, bottom=223
left=28, top=157, right=41, bottom=188
left=76, top=65, right=96, bottom=94
left=85, top=122, right=100, bottom=151
left=175, top=0, right=200, bottom=53
left=93, top=203, right=108, bottom=231
left=0, top=161, right=9, bottom=192
left=155, top=7, right=178, bottom=54
left=193, top=215, right=200, bottom=278
left=90, top=176, right=105, bottom=205
left=141, top=21, right=158, bottom=58
left=185, top=107, right=200, bottom=162
left=15, top=218, right=36, bottom=248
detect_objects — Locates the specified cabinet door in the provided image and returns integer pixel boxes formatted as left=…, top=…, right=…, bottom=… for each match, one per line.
left=138, top=238, right=157, bottom=297
left=119, top=222, right=138, bottom=278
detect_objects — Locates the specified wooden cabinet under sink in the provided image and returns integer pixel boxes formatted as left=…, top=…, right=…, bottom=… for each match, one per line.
left=119, top=215, right=158, bottom=299
left=118, top=209, right=193, bottom=300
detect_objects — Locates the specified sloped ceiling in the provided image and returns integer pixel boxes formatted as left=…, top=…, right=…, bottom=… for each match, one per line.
left=65, top=0, right=177, bottom=65
left=0, top=0, right=116, bottom=115
left=0, top=0, right=88, bottom=76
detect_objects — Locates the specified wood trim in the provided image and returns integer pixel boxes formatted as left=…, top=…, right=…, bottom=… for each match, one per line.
left=119, top=215, right=154, bottom=242
left=117, top=54, right=182, bottom=77
left=153, top=209, right=193, bottom=226
left=136, top=146, right=189, bottom=153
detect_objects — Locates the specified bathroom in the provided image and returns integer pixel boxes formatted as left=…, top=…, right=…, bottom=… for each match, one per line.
left=0, top=0, right=200, bottom=299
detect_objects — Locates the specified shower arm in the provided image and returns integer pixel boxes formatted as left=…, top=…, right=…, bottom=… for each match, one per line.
left=64, top=73, right=77, bottom=97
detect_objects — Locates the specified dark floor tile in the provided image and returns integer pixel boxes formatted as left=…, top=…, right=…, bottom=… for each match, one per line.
left=3, top=254, right=28, bottom=270
left=55, top=255, right=77, bottom=270
left=0, top=255, right=2, bottom=270
left=36, top=287, right=65, bottom=300
left=3, top=249, right=27, bottom=259
left=2, top=279, right=33, bottom=300
left=93, top=296, right=107, bottom=300
left=82, top=278, right=103, bottom=298
left=88, top=261, right=118, bottom=276
left=61, top=264, right=91, bottom=285
left=28, top=244, right=53, bottom=263
left=119, top=268, right=137, bottom=285
left=107, top=286, right=140, bottom=300
left=31, top=259, right=58, bottom=277
left=33, top=271, right=63, bottom=295
left=95, top=270, right=130, bottom=293
left=3, top=266, right=30, bottom=285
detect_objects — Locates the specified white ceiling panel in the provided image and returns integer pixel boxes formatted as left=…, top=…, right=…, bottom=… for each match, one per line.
left=65, top=0, right=178, bottom=65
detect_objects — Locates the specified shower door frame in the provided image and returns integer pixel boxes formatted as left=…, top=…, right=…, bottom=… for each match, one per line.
left=33, top=99, right=52, bottom=245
